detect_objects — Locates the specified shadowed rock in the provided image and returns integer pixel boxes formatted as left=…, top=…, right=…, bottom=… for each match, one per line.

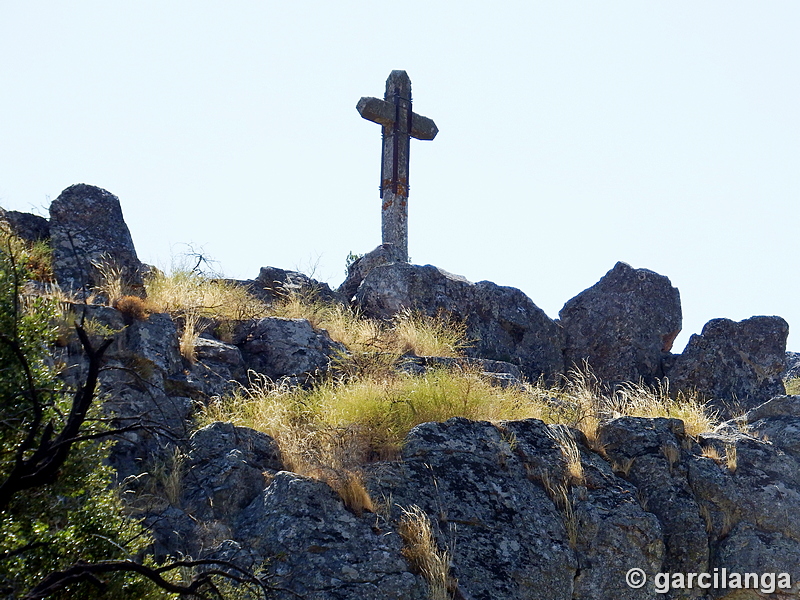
left=667, top=315, right=788, bottom=417
left=0, top=208, right=49, bottom=243
left=238, top=317, right=345, bottom=382
left=559, top=262, right=682, bottom=386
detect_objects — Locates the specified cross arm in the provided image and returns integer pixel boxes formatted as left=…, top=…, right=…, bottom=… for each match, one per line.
left=357, top=97, right=394, bottom=127
left=356, top=97, right=438, bottom=141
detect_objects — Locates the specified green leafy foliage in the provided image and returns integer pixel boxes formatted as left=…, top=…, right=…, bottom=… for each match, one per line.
left=0, top=232, right=163, bottom=598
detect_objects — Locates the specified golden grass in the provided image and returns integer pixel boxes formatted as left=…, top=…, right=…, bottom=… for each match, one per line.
left=199, top=362, right=719, bottom=493
left=397, top=505, right=453, bottom=600
left=201, top=367, right=550, bottom=466
left=547, top=425, right=584, bottom=485
left=271, top=293, right=468, bottom=359
left=606, top=380, right=717, bottom=438
left=145, top=268, right=270, bottom=321
left=785, top=377, right=800, bottom=395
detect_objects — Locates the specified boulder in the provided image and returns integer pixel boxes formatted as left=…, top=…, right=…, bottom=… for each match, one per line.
left=354, top=263, right=565, bottom=382
left=339, top=244, right=405, bottom=301
left=231, top=266, right=343, bottom=305
left=0, top=207, right=49, bottom=242
left=49, top=183, right=144, bottom=295
left=559, top=262, right=682, bottom=386
left=666, top=316, right=788, bottom=417
left=188, top=337, right=248, bottom=399
left=238, top=317, right=346, bottom=382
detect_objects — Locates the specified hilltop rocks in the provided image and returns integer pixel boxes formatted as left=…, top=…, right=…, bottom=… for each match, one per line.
left=354, top=263, right=565, bottom=381
left=49, top=183, right=144, bottom=294
left=666, top=316, right=788, bottom=417
left=559, top=262, right=682, bottom=385
left=339, top=244, right=405, bottom=301
left=250, top=266, right=343, bottom=304
left=0, top=207, right=49, bottom=242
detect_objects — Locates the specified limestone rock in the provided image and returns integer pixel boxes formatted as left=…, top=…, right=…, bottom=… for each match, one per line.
left=339, top=244, right=405, bottom=301
left=49, top=183, right=144, bottom=294
left=667, top=316, right=788, bottom=417
left=559, top=262, right=682, bottom=386
left=0, top=207, right=49, bottom=242
left=354, top=263, right=565, bottom=381
left=238, top=317, right=345, bottom=382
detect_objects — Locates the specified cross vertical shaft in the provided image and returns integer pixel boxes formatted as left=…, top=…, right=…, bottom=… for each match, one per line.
left=357, top=70, right=438, bottom=262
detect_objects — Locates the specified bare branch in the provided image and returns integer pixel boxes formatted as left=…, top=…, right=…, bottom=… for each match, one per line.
left=22, top=558, right=272, bottom=600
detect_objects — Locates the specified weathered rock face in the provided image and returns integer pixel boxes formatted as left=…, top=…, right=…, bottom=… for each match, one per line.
left=55, top=304, right=190, bottom=482
left=666, top=316, right=788, bottom=417
left=599, top=400, right=800, bottom=600
left=339, top=244, right=405, bottom=301
left=559, top=262, right=682, bottom=386
left=0, top=207, right=49, bottom=242
left=236, top=472, right=428, bottom=600
left=783, top=351, right=800, bottom=381
left=187, top=337, right=248, bottom=400
left=369, top=417, right=664, bottom=600
left=49, top=184, right=144, bottom=294
left=354, top=263, right=565, bottom=381
left=181, top=422, right=283, bottom=522
left=238, top=317, right=346, bottom=382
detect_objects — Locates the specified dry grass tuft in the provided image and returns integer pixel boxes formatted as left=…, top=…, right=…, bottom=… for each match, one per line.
left=330, top=470, right=375, bottom=517
left=179, top=311, right=201, bottom=364
left=145, top=268, right=269, bottom=321
left=397, top=505, right=453, bottom=600
left=113, top=295, right=152, bottom=321
left=606, top=379, right=717, bottom=438
left=725, top=442, right=738, bottom=474
left=271, top=293, right=469, bottom=359
left=539, top=470, right=578, bottom=549
left=547, top=425, right=584, bottom=485
left=92, top=255, right=127, bottom=304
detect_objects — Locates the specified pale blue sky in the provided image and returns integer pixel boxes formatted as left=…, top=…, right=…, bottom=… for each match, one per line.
left=1, top=2, right=798, bottom=352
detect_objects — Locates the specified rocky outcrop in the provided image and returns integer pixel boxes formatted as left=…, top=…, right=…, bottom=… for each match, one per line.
left=666, top=316, right=788, bottom=417
left=237, top=317, right=346, bottom=383
left=354, top=263, right=565, bottom=382
left=236, top=472, right=428, bottom=600
left=181, top=422, right=283, bottom=522
left=49, top=184, right=144, bottom=295
left=339, top=244, right=405, bottom=301
left=231, top=266, right=343, bottom=305
left=0, top=207, right=49, bottom=242
left=559, top=262, right=682, bottom=386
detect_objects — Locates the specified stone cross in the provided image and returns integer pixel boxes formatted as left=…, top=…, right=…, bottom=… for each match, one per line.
left=357, top=70, right=438, bottom=262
